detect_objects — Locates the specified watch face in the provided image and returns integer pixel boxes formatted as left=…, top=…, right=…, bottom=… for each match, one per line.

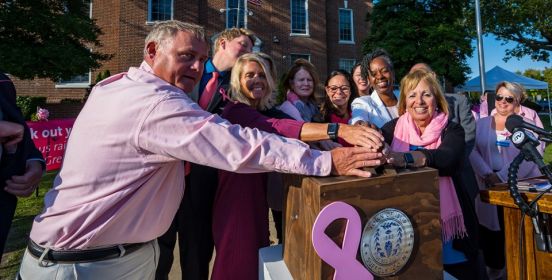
left=360, top=208, right=415, bottom=277
left=327, top=123, right=339, bottom=140
left=404, top=153, right=414, bottom=164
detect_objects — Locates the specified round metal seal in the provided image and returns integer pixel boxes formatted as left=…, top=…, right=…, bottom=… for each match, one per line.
left=360, top=208, right=415, bottom=277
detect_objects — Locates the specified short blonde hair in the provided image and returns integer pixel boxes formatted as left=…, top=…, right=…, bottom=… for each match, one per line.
left=229, top=53, right=276, bottom=110
left=496, top=81, right=525, bottom=103
left=144, top=20, right=206, bottom=56
left=214, top=28, right=255, bottom=54
left=398, top=70, right=449, bottom=116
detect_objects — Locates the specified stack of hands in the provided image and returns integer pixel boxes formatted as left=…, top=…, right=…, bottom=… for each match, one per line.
left=329, top=121, right=427, bottom=178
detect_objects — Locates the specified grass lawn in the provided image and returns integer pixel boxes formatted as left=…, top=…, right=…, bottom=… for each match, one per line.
left=0, top=171, right=56, bottom=279
left=1, top=114, right=552, bottom=279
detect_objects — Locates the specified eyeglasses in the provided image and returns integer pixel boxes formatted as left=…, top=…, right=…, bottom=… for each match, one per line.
left=326, top=85, right=351, bottom=94
left=495, top=95, right=515, bottom=104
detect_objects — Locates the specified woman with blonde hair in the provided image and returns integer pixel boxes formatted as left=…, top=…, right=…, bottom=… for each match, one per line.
left=382, top=70, right=482, bottom=279
left=470, top=81, right=542, bottom=279
left=211, top=53, right=385, bottom=280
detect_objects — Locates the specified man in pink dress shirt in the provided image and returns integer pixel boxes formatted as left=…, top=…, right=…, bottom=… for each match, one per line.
left=18, top=21, right=383, bottom=279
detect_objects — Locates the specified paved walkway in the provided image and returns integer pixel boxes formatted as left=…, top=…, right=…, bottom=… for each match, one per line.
left=168, top=211, right=278, bottom=279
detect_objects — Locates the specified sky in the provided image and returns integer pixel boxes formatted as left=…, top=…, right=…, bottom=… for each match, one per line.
left=467, top=34, right=551, bottom=79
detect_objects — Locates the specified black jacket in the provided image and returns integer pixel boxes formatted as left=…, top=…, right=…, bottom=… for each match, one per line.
left=382, top=118, right=480, bottom=259
left=0, top=73, right=43, bottom=191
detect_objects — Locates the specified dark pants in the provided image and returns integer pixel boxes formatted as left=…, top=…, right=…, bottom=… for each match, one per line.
left=0, top=191, right=17, bottom=262
left=444, top=252, right=488, bottom=280
left=479, top=207, right=506, bottom=269
left=155, top=164, right=219, bottom=280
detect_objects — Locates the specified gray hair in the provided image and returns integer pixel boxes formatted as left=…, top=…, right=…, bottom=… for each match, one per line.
left=229, top=53, right=276, bottom=110
left=496, top=81, right=525, bottom=102
left=360, top=48, right=394, bottom=79
left=143, top=20, right=206, bottom=56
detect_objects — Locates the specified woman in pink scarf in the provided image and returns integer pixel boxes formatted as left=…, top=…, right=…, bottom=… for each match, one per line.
left=382, top=70, right=482, bottom=280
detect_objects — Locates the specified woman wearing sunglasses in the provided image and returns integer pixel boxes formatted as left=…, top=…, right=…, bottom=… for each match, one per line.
left=469, top=81, right=543, bottom=279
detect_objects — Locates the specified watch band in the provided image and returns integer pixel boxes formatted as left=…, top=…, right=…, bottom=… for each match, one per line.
left=327, top=123, right=339, bottom=141
left=403, top=152, right=414, bottom=168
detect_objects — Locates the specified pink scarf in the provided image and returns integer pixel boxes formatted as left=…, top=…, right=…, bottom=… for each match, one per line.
left=391, top=112, right=467, bottom=242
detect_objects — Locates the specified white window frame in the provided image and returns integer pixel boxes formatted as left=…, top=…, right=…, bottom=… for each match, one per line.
left=290, top=0, right=309, bottom=36
left=56, top=2, right=93, bottom=88
left=55, top=72, right=92, bottom=88
left=338, top=8, right=354, bottom=44
left=147, top=0, right=173, bottom=24
left=225, top=0, right=248, bottom=28
left=338, top=58, right=356, bottom=72
left=289, top=53, right=311, bottom=63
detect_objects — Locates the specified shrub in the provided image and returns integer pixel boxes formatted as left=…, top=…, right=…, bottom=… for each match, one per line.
left=15, top=96, right=47, bottom=120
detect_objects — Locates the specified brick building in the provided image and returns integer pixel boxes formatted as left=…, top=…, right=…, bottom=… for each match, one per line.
left=12, top=0, right=372, bottom=115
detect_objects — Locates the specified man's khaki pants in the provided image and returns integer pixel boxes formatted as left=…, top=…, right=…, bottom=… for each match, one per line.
left=18, top=240, right=159, bottom=280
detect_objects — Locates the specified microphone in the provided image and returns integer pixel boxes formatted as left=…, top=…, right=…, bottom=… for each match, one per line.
left=508, top=128, right=549, bottom=217
left=506, top=114, right=552, bottom=140
left=510, top=128, right=546, bottom=169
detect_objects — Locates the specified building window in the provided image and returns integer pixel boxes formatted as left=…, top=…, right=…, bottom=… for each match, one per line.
left=339, top=9, right=354, bottom=43
left=290, top=0, right=308, bottom=35
left=148, top=0, right=173, bottom=22
left=226, top=0, right=247, bottom=28
left=56, top=73, right=91, bottom=88
left=339, top=59, right=356, bottom=72
left=290, top=53, right=311, bottom=63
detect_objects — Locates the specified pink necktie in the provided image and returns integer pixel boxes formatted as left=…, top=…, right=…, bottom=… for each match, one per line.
left=199, top=72, right=220, bottom=110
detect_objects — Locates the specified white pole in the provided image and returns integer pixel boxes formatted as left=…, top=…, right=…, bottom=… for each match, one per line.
left=546, top=86, right=552, bottom=126
left=475, top=0, right=489, bottom=111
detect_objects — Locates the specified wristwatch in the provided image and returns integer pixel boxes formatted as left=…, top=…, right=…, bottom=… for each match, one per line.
left=327, top=123, right=339, bottom=141
left=403, top=152, right=414, bottom=168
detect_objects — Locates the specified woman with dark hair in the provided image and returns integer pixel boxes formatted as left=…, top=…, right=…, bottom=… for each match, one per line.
left=351, top=62, right=370, bottom=96
left=278, top=58, right=323, bottom=122
left=320, top=70, right=358, bottom=146
left=350, top=48, right=400, bottom=128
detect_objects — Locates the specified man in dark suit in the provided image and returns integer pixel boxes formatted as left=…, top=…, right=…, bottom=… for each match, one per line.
left=0, top=72, right=44, bottom=262
left=155, top=28, right=255, bottom=280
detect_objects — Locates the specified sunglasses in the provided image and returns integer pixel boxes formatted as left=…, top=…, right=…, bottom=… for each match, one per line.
left=495, top=95, right=515, bottom=104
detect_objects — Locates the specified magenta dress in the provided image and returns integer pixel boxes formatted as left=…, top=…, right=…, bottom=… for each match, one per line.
left=329, top=112, right=352, bottom=147
left=211, top=102, right=304, bottom=280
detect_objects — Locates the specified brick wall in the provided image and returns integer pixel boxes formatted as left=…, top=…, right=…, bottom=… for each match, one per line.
left=42, top=103, right=85, bottom=119
left=10, top=0, right=371, bottom=102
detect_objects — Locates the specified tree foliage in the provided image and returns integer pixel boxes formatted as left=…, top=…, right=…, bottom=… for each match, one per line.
left=363, top=0, right=473, bottom=86
left=0, top=0, right=111, bottom=81
left=480, top=0, right=552, bottom=62
left=522, top=68, right=552, bottom=90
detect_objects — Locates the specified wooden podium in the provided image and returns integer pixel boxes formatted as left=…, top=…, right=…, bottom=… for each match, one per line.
left=283, top=168, right=443, bottom=279
left=480, top=186, right=552, bottom=280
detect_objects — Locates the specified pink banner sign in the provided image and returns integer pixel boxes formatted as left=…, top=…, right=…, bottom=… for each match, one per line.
left=27, top=118, right=76, bottom=171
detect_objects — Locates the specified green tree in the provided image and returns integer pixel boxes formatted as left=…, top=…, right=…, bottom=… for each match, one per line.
left=544, top=68, right=552, bottom=89
left=480, top=0, right=552, bottom=62
left=363, top=0, right=473, bottom=86
left=0, top=0, right=110, bottom=81
left=523, top=69, right=544, bottom=81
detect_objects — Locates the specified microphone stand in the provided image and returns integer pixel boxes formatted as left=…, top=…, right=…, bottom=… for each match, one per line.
left=507, top=129, right=552, bottom=279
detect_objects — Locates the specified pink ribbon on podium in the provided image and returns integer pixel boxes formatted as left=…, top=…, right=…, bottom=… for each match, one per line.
left=311, top=201, right=373, bottom=280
